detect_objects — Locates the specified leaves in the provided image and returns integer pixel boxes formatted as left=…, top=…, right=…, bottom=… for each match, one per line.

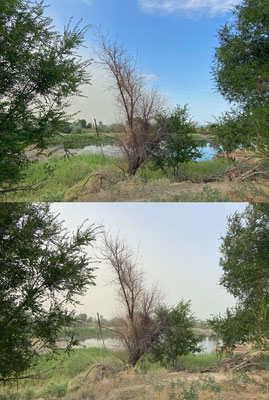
left=0, top=0, right=92, bottom=189
left=0, top=203, right=97, bottom=379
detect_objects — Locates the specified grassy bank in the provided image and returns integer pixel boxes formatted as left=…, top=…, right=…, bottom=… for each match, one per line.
left=3, top=154, right=234, bottom=202
left=0, top=347, right=119, bottom=400
left=1, top=349, right=268, bottom=400
left=59, top=325, right=116, bottom=341
left=43, top=132, right=118, bottom=148
left=4, top=154, right=117, bottom=202
left=0, top=349, right=223, bottom=400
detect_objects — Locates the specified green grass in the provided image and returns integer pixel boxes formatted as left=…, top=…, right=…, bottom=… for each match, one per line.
left=179, top=353, right=222, bottom=372
left=138, top=158, right=231, bottom=182
left=135, top=353, right=222, bottom=375
left=5, top=154, right=117, bottom=202
left=43, top=132, right=118, bottom=148
left=59, top=325, right=116, bottom=341
left=0, top=347, right=119, bottom=400
left=3, top=154, right=232, bottom=202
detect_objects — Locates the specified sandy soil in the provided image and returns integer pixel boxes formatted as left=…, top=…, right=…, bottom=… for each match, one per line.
left=64, top=368, right=269, bottom=400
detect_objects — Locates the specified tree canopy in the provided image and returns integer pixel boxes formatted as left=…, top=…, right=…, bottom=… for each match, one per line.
left=212, top=0, right=269, bottom=108
left=211, top=0, right=269, bottom=155
left=209, top=204, right=269, bottom=351
left=150, top=301, right=202, bottom=370
left=0, top=0, right=91, bottom=191
left=152, top=105, right=201, bottom=178
left=0, top=203, right=97, bottom=381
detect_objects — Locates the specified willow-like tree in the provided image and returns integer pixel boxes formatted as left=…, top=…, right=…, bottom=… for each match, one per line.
left=212, top=0, right=269, bottom=155
left=0, top=0, right=91, bottom=192
left=209, top=204, right=269, bottom=351
left=0, top=203, right=97, bottom=381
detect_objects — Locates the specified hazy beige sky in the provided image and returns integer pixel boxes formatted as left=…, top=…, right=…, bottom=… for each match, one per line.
left=67, top=64, right=117, bottom=125
left=50, top=202, right=246, bottom=321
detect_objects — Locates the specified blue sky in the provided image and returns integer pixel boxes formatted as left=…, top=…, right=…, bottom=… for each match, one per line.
left=50, top=202, right=246, bottom=320
left=45, top=0, right=240, bottom=124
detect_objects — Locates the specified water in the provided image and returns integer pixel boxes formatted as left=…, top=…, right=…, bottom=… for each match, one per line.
left=198, top=142, right=218, bottom=161
left=26, top=142, right=218, bottom=162
left=76, top=336, right=218, bottom=354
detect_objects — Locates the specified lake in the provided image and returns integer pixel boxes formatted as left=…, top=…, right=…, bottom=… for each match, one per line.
left=74, top=335, right=219, bottom=354
left=26, top=142, right=218, bottom=162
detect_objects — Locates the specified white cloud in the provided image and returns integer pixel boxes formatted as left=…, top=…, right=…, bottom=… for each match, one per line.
left=139, top=0, right=240, bottom=16
left=141, top=73, right=161, bottom=81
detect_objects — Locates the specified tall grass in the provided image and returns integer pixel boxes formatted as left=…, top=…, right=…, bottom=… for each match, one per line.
left=139, top=158, right=231, bottom=182
left=5, top=154, right=116, bottom=202
left=0, top=347, right=119, bottom=400
left=3, top=155, right=232, bottom=202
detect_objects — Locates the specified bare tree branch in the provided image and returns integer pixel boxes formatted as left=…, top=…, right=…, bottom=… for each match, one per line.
left=101, top=232, right=163, bottom=366
left=95, top=30, right=166, bottom=175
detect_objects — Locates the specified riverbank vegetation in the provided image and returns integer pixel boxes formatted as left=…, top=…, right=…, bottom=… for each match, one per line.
left=3, top=152, right=269, bottom=202
left=0, top=347, right=268, bottom=400
left=1, top=204, right=268, bottom=399
left=1, top=0, right=269, bottom=200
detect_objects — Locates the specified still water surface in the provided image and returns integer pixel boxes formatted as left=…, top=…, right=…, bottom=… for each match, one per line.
left=75, top=336, right=218, bottom=354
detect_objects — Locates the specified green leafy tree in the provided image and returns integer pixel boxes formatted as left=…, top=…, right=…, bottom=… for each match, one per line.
left=212, top=0, right=269, bottom=155
left=61, top=120, right=72, bottom=134
left=0, top=203, right=97, bottom=381
left=76, top=313, right=88, bottom=323
left=152, top=106, right=201, bottom=179
left=71, top=121, right=83, bottom=134
left=150, top=301, right=202, bottom=370
left=0, top=0, right=91, bottom=192
left=79, top=119, right=87, bottom=129
left=209, top=109, right=255, bottom=157
left=209, top=204, right=269, bottom=351
left=212, top=0, right=269, bottom=107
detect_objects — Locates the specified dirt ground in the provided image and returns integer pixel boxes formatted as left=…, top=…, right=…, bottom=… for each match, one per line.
left=64, top=368, right=269, bottom=400
left=71, top=177, right=269, bottom=202
left=63, top=347, right=269, bottom=400
left=69, top=150, right=269, bottom=202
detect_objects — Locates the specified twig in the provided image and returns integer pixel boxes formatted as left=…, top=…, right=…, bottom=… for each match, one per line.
left=0, top=175, right=49, bottom=195
left=234, top=362, right=261, bottom=370
left=97, top=312, right=106, bottom=352
left=94, top=118, right=105, bottom=160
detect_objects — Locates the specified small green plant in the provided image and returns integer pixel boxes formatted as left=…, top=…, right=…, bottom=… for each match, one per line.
left=170, top=381, right=200, bottom=400
left=41, top=382, right=68, bottom=398
left=80, top=394, right=96, bottom=400
left=199, top=375, right=222, bottom=393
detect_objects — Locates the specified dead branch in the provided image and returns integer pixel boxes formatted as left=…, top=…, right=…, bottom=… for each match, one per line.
left=95, top=30, right=166, bottom=175
left=101, top=232, right=163, bottom=367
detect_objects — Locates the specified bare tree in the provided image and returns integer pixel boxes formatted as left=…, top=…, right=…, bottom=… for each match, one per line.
left=101, top=232, right=163, bottom=367
left=95, top=31, right=166, bottom=175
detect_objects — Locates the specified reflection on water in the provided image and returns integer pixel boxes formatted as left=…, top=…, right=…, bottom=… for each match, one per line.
left=197, top=142, right=218, bottom=161
left=76, top=336, right=219, bottom=354
left=27, top=142, right=218, bottom=162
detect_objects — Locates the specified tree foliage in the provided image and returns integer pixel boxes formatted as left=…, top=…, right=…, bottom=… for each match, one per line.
left=152, top=105, right=201, bottom=178
left=212, top=0, right=269, bottom=108
left=212, top=0, right=269, bottom=157
left=209, top=109, right=255, bottom=157
left=0, top=0, right=91, bottom=190
left=209, top=204, right=269, bottom=351
left=150, top=301, right=202, bottom=370
left=0, top=203, right=97, bottom=381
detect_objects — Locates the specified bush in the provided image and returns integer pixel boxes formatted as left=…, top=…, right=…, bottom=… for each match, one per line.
left=152, top=105, right=202, bottom=178
left=150, top=300, right=202, bottom=370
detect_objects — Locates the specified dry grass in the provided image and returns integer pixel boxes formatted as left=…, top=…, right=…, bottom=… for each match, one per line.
left=66, top=174, right=269, bottom=202
left=63, top=369, right=269, bottom=400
